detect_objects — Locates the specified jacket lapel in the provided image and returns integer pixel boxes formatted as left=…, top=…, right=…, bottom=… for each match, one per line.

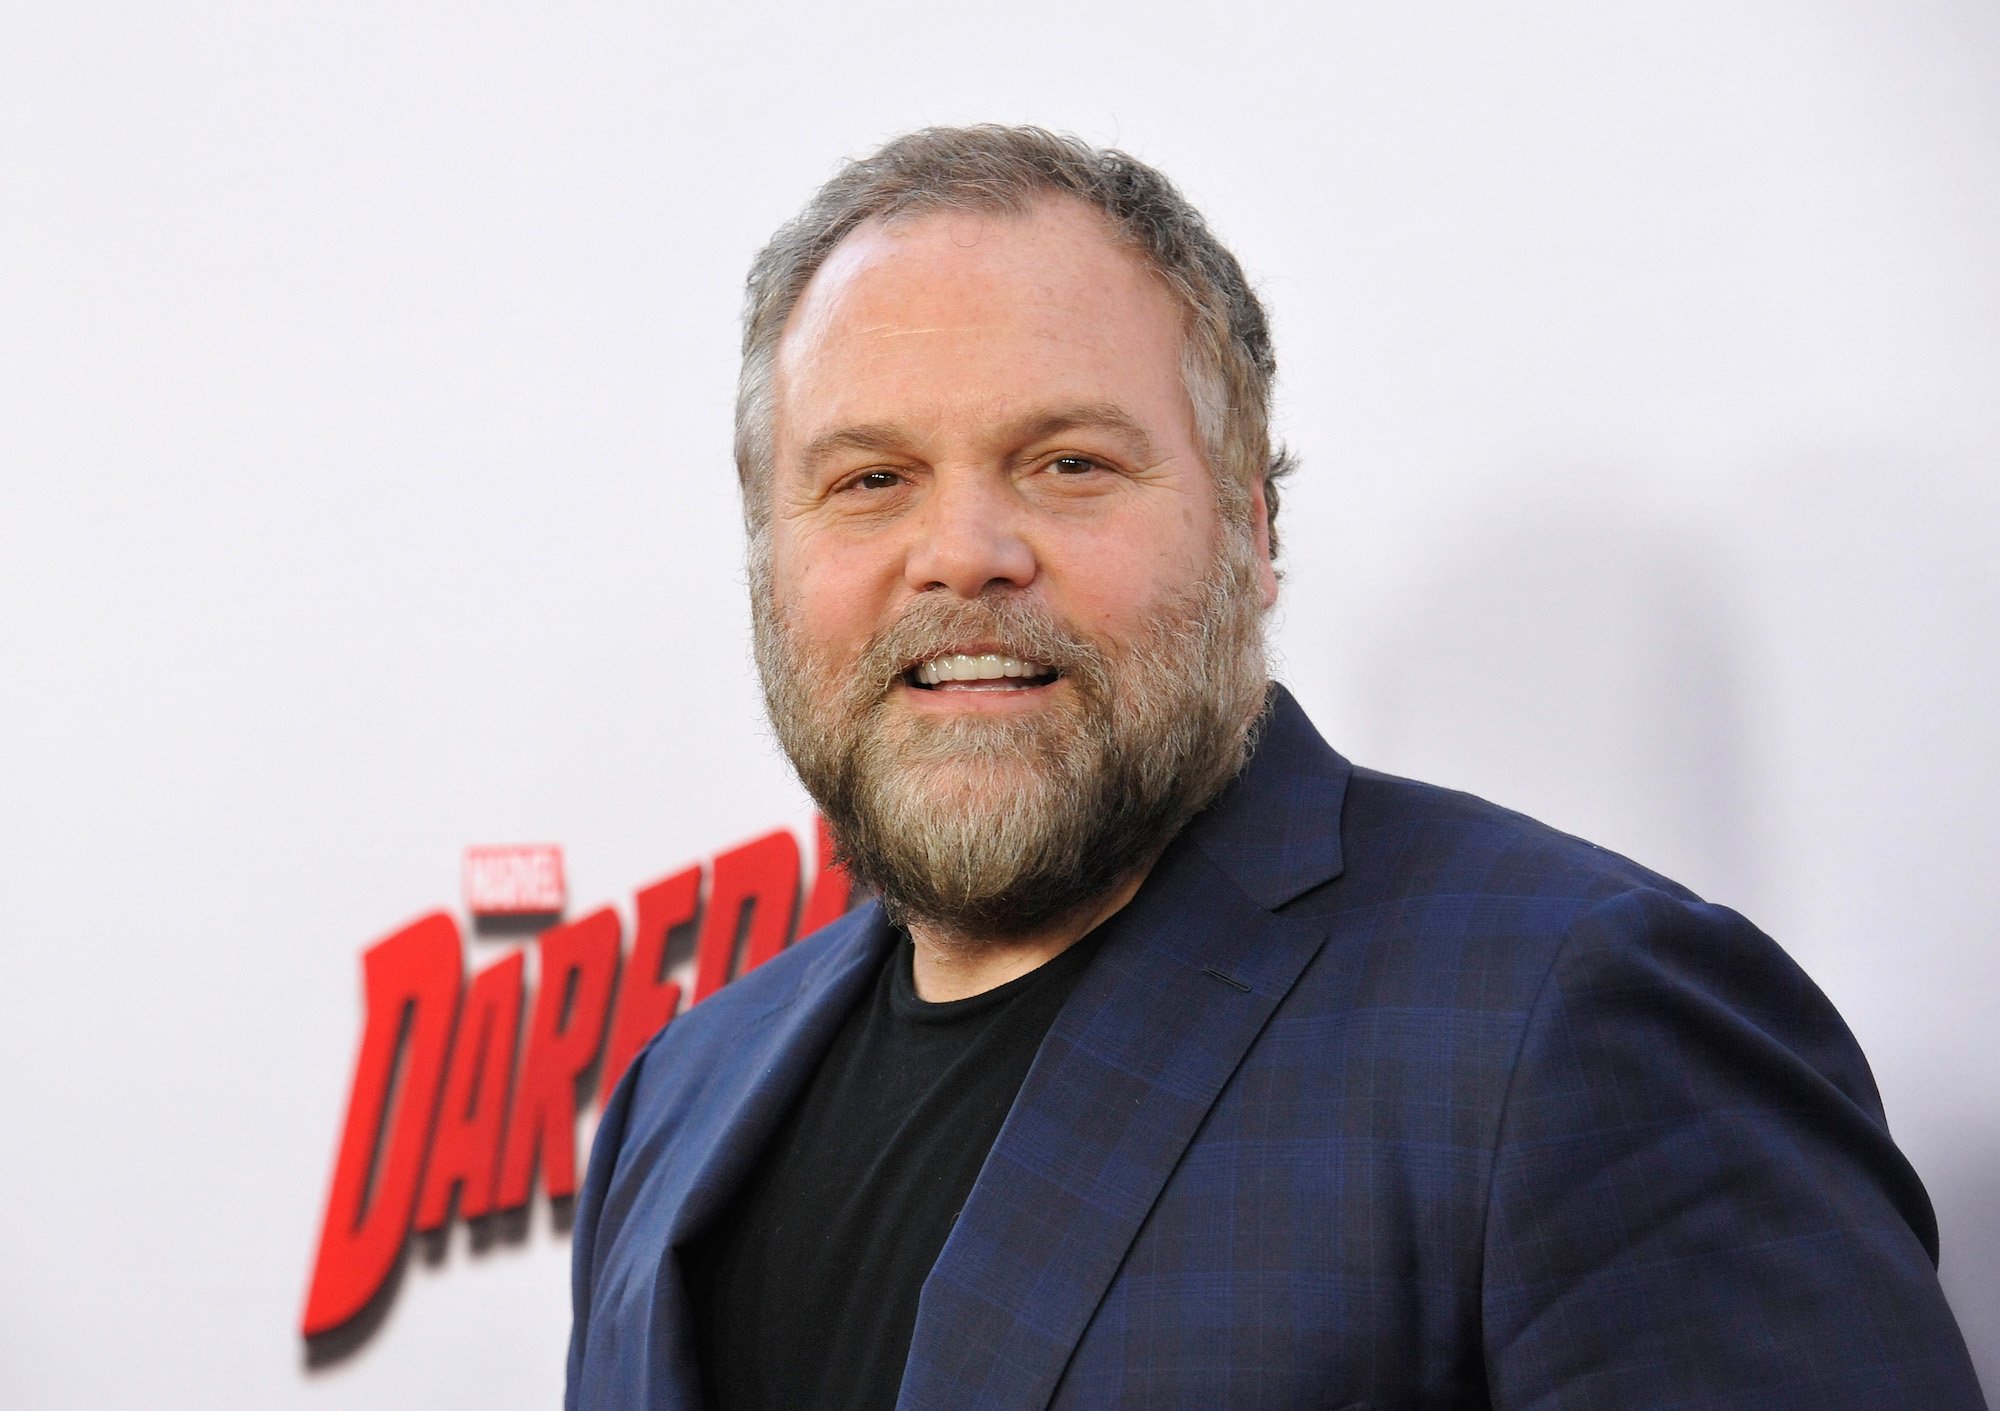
left=576, top=905, right=895, bottom=1411
left=660, top=905, right=896, bottom=1248
left=897, top=686, right=1351, bottom=1411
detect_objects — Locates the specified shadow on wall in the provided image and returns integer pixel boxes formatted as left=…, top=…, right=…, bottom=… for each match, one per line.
left=1927, top=1139, right=2000, bottom=1407
left=1738, top=447, right=2000, bottom=1401
left=1345, top=481, right=1760, bottom=912
left=302, top=1195, right=577, bottom=1370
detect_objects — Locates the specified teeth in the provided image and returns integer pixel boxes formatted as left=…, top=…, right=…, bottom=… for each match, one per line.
left=915, top=653, right=1053, bottom=685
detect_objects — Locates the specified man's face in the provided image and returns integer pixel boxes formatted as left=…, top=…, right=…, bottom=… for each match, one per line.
left=753, top=196, right=1276, bottom=936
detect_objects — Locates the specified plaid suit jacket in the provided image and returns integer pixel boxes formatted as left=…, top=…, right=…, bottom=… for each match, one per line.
left=568, top=686, right=1984, bottom=1409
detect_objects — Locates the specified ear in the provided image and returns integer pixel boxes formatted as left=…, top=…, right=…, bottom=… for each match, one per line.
left=1247, top=475, right=1279, bottom=610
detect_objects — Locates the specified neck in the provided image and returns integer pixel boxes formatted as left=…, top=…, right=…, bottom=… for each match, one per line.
left=906, top=867, right=1151, bottom=1003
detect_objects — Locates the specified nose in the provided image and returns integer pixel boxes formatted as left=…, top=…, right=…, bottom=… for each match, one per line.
left=903, top=472, right=1037, bottom=598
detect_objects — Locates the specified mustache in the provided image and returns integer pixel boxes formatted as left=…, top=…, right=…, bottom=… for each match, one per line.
left=851, top=594, right=1111, bottom=702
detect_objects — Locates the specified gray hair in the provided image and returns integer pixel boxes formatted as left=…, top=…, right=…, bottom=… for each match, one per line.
left=734, top=124, right=1295, bottom=555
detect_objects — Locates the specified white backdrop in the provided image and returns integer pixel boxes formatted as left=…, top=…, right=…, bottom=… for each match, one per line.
left=4, top=2, right=1995, bottom=1405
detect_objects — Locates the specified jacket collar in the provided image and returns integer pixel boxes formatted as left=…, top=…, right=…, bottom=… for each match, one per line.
left=1181, top=682, right=1350, bottom=910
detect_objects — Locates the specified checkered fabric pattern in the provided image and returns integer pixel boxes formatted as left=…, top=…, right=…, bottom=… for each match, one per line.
left=570, top=687, right=1985, bottom=1410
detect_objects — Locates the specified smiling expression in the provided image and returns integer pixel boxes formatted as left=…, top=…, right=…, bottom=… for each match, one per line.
left=762, top=195, right=1276, bottom=728
left=749, top=195, right=1276, bottom=936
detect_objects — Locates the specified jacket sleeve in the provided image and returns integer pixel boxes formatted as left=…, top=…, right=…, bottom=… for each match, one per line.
left=1480, top=887, right=1986, bottom=1409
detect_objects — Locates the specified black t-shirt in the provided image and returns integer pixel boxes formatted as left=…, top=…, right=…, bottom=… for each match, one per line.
left=682, top=922, right=1113, bottom=1411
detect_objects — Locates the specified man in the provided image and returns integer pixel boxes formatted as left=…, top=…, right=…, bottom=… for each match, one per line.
left=568, top=126, right=1984, bottom=1409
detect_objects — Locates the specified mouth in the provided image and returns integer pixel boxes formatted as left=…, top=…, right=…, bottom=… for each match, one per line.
left=903, top=650, right=1061, bottom=694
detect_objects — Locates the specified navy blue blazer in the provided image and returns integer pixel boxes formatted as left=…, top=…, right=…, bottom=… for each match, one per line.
left=569, top=687, right=1983, bottom=1409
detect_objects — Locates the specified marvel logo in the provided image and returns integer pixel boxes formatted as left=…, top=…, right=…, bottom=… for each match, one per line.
left=463, top=844, right=566, bottom=916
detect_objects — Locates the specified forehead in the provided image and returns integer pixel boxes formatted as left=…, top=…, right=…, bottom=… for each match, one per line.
left=771, top=197, right=1192, bottom=447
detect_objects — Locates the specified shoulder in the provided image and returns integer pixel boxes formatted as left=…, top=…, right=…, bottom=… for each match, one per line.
left=1195, top=691, right=1731, bottom=1004
left=1336, top=764, right=1697, bottom=913
left=1302, top=763, right=1899, bottom=1181
left=1276, top=763, right=1789, bottom=1040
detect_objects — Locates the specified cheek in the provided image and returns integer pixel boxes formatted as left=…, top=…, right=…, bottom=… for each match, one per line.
left=773, top=534, right=888, bottom=651
left=1057, top=513, right=1217, bottom=636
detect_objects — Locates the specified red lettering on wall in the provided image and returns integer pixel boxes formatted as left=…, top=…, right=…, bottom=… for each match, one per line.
left=494, top=909, right=621, bottom=1209
left=692, top=829, right=802, bottom=1004
left=598, top=864, right=700, bottom=1106
left=301, top=913, right=464, bottom=1337
left=306, top=820, right=868, bottom=1339
left=797, top=814, right=856, bottom=936
left=414, top=950, right=525, bottom=1231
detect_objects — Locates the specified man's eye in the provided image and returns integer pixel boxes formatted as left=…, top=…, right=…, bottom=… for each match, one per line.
left=849, top=470, right=902, bottom=491
left=1049, top=455, right=1104, bottom=475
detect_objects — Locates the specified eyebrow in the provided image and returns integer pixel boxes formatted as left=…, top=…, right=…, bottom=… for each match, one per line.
left=1014, top=404, right=1161, bottom=466
left=797, top=423, right=912, bottom=478
left=796, top=402, right=1162, bottom=479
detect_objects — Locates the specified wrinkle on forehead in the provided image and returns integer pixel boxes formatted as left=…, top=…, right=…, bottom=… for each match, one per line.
left=854, top=324, right=958, bottom=339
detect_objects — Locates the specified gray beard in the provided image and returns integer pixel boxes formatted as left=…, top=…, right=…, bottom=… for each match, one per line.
left=750, top=531, right=1270, bottom=942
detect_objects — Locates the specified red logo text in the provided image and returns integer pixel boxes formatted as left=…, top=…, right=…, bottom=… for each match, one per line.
left=301, top=819, right=854, bottom=1339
